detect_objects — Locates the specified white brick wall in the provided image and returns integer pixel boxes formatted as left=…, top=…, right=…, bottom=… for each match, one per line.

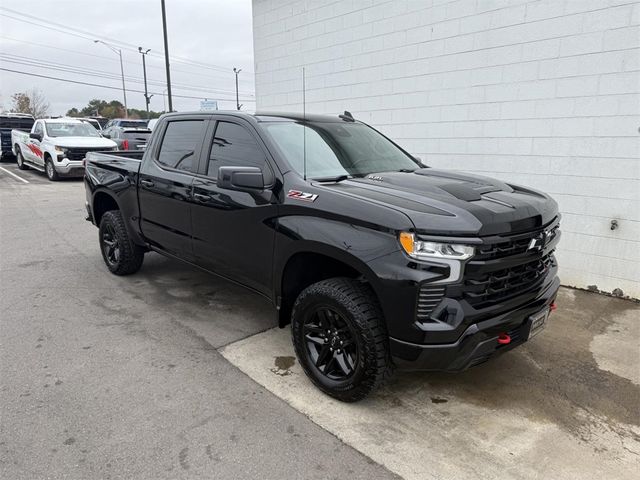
left=253, top=0, right=640, bottom=299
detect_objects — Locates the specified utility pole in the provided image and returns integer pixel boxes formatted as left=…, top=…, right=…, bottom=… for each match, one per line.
left=233, top=67, right=242, bottom=111
left=160, top=0, right=173, bottom=112
left=138, top=47, right=152, bottom=117
left=94, top=40, right=128, bottom=117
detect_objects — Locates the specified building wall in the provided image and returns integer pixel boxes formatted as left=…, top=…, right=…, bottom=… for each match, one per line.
left=252, top=0, right=640, bottom=298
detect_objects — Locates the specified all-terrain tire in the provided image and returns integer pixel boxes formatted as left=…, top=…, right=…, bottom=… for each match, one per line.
left=291, top=277, right=393, bottom=402
left=98, top=210, right=144, bottom=275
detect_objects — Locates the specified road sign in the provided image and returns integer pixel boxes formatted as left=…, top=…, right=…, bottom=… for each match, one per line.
left=200, top=100, right=218, bottom=111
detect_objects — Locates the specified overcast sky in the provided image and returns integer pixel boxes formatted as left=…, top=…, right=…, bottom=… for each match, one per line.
left=0, top=0, right=256, bottom=115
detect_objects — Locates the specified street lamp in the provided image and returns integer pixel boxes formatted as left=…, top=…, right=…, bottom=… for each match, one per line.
left=233, top=67, right=242, bottom=111
left=138, top=47, right=153, bottom=117
left=94, top=40, right=128, bottom=118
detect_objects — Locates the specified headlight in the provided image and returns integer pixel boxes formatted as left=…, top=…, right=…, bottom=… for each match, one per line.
left=54, top=145, right=68, bottom=154
left=399, top=232, right=474, bottom=260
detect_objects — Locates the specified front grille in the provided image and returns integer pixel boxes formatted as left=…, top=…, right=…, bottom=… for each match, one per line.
left=65, top=147, right=106, bottom=161
left=475, top=223, right=560, bottom=260
left=463, top=252, right=555, bottom=308
left=416, top=284, right=446, bottom=323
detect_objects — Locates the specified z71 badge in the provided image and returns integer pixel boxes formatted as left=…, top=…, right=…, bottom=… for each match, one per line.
left=287, top=190, right=319, bottom=202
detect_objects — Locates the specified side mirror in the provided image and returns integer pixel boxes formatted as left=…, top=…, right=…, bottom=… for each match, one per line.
left=217, top=166, right=264, bottom=192
left=29, top=132, right=42, bottom=141
left=102, top=133, right=111, bottom=138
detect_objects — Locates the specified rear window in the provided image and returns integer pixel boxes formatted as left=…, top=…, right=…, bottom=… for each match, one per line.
left=0, top=117, right=35, bottom=130
left=119, top=120, right=148, bottom=128
left=123, top=130, right=151, bottom=139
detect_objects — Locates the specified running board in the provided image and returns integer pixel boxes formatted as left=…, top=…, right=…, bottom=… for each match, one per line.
left=24, top=161, right=44, bottom=172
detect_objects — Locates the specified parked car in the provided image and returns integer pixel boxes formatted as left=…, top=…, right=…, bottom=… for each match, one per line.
left=103, top=126, right=151, bottom=151
left=12, top=118, right=117, bottom=180
left=146, top=118, right=159, bottom=131
left=89, top=116, right=109, bottom=129
left=84, top=111, right=560, bottom=402
left=78, top=118, right=103, bottom=131
left=0, top=113, right=34, bottom=161
left=103, top=118, right=148, bottom=131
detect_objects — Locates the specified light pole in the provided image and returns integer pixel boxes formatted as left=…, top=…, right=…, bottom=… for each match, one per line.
left=138, top=47, right=152, bottom=117
left=233, top=67, right=242, bottom=111
left=160, top=0, right=173, bottom=112
left=94, top=40, right=128, bottom=117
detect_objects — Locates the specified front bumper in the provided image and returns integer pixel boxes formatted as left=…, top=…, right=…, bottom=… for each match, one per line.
left=390, top=275, right=560, bottom=371
left=55, top=157, right=84, bottom=177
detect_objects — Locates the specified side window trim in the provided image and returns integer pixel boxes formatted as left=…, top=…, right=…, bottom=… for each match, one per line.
left=202, top=118, right=275, bottom=185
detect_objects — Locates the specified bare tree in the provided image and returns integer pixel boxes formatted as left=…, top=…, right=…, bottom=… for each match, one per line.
left=10, top=89, right=50, bottom=118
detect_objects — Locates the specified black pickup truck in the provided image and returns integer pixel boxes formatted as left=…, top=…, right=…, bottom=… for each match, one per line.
left=84, top=111, right=560, bottom=402
left=1, top=113, right=34, bottom=160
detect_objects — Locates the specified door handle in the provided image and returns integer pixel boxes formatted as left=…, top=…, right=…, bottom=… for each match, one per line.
left=140, top=179, right=154, bottom=188
left=193, top=193, right=211, bottom=203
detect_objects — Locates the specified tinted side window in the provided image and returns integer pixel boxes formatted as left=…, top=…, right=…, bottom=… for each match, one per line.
left=34, top=122, right=44, bottom=136
left=207, top=121, right=271, bottom=182
left=157, top=120, right=205, bottom=172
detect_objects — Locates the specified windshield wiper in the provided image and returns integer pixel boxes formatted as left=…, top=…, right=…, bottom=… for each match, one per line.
left=312, top=174, right=351, bottom=183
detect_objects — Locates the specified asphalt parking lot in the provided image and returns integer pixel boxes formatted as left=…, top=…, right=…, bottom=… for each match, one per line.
left=1, top=162, right=639, bottom=480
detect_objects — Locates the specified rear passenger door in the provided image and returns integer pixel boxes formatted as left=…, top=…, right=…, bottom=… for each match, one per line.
left=191, top=118, right=278, bottom=295
left=138, top=116, right=208, bottom=260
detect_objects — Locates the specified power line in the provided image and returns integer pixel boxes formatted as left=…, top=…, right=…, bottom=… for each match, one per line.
left=0, top=7, right=254, bottom=74
left=0, top=35, right=255, bottom=84
left=0, top=67, right=257, bottom=103
left=0, top=52, right=256, bottom=96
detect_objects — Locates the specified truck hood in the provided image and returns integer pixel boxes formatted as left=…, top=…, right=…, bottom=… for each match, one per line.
left=49, top=137, right=117, bottom=149
left=314, top=168, right=558, bottom=236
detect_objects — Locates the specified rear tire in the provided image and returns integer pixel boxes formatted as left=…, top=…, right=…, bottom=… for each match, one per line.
left=291, top=277, right=392, bottom=402
left=16, top=149, right=29, bottom=170
left=45, top=157, right=59, bottom=181
left=98, top=210, right=144, bottom=275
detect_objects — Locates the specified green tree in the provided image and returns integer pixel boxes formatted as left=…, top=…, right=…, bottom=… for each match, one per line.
left=67, top=99, right=164, bottom=119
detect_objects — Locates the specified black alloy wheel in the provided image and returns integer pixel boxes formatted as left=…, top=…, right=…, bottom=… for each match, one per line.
left=303, top=306, right=359, bottom=380
left=101, top=222, right=121, bottom=266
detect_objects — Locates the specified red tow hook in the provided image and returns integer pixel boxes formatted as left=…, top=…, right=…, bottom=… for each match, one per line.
left=550, top=302, right=557, bottom=312
left=497, top=333, right=511, bottom=345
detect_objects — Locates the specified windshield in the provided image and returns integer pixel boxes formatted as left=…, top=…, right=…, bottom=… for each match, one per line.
left=261, top=121, right=419, bottom=179
left=45, top=122, right=101, bottom=138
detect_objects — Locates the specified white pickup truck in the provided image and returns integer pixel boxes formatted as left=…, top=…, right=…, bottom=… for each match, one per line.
left=12, top=118, right=117, bottom=180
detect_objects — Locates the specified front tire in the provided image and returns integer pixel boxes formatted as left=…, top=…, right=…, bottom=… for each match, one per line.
left=45, top=157, right=59, bottom=181
left=291, top=278, right=392, bottom=402
left=16, top=149, right=28, bottom=170
left=98, top=210, right=144, bottom=275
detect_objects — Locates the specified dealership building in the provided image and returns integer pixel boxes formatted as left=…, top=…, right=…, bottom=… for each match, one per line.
left=252, top=0, right=639, bottom=298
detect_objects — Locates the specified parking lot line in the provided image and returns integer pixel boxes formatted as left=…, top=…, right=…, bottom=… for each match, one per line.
left=0, top=166, right=29, bottom=184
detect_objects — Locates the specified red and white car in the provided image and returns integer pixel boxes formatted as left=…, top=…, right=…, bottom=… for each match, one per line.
left=11, top=118, right=117, bottom=181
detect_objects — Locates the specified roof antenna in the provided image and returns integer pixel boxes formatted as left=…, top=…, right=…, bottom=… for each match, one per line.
left=302, top=66, right=307, bottom=181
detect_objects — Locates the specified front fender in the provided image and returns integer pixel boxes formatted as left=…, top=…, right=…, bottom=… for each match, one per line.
left=273, top=215, right=401, bottom=304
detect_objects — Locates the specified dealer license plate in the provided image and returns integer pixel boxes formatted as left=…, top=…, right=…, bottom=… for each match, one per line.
left=526, top=307, right=549, bottom=340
